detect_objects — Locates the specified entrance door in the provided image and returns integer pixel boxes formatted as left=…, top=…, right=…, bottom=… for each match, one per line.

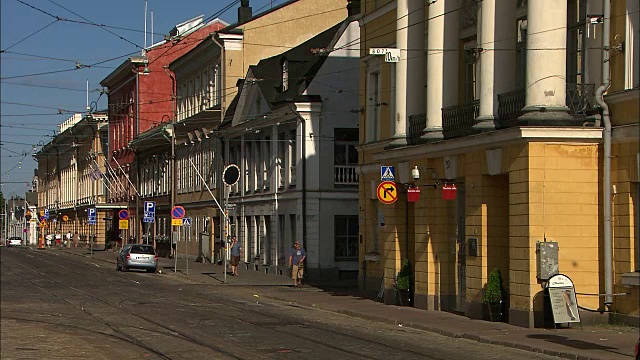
left=455, top=183, right=466, bottom=312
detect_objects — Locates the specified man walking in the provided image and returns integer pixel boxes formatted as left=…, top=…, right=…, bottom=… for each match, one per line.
left=230, top=236, right=241, bottom=276
left=289, top=241, right=306, bottom=286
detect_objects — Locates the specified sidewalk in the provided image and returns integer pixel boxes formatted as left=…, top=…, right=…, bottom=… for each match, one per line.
left=54, top=247, right=638, bottom=360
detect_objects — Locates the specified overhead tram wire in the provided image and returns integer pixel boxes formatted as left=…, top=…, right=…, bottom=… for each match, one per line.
left=1, top=19, right=60, bottom=52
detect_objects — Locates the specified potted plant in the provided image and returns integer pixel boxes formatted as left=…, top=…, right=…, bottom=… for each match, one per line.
left=484, top=268, right=504, bottom=321
left=395, top=259, right=412, bottom=306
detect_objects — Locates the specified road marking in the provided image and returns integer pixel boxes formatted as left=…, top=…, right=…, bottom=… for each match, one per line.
left=131, top=280, right=140, bottom=284
left=26, top=254, right=34, bottom=258
left=90, top=263, right=100, bottom=267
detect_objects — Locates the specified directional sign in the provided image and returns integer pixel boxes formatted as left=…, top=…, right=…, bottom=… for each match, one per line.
left=118, top=209, right=129, bottom=220
left=143, top=201, right=156, bottom=223
left=182, top=217, right=192, bottom=226
left=43, top=209, right=50, bottom=220
left=381, top=166, right=395, bottom=181
left=171, top=206, right=185, bottom=219
left=377, top=181, right=398, bottom=204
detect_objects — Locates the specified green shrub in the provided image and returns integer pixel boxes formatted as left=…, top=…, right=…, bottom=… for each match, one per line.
left=396, top=259, right=412, bottom=290
left=483, top=268, right=504, bottom=304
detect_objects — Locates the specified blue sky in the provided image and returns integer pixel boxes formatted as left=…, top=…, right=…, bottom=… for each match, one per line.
left=1, top=0, right=286, bottom=198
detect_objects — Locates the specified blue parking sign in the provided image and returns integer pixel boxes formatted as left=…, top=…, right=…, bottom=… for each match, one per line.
left=143, top=201, right=155, bottom=223
left=88, top=207, right=97, bottom=225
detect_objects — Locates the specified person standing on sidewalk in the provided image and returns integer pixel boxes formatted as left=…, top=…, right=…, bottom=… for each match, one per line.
left=289, top=241, right=306, bottom=286
left=230, top=236, right=241, bottom=276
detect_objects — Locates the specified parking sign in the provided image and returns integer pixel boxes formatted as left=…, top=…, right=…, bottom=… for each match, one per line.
left=88, top=208, right=97, bottom=225
left=143, top=201, right=156, bottom=223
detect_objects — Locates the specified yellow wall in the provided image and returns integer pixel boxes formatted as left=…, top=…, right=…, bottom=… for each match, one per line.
left=612, top=141, right=640, bottom=315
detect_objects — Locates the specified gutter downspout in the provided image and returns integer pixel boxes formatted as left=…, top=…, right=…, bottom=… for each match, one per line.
left=289, top=106, right=307, bottom=249
left=594, top=0, right=612, bottom=308
left=163, top=66, right=177, bottom=259
left=212, top=35, right=226, bottom=257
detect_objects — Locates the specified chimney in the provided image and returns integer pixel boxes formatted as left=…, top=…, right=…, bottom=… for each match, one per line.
left=238, top=0, right=252, bottom=23
left=347, top=0, right=361, bottom=16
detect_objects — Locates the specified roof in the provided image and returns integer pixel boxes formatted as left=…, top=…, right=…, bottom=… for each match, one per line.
left=219, top=0, right=299, bottom=33
left=250, top=21, right=343, bottom=108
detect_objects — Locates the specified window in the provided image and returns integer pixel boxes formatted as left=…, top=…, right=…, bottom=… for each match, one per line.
left=366, top=62, right=381, bottom=142
left=567, top=0, right=587, bottom=85
left=289, top=129, right=297, bottom=186
left=335, top=215, right=359, bottom=259
left=334, top=128, right=358, bottom=184
left=463, top=40, right=479, bottom=103
left=516, top=19, right=528, bottom=90
left=282, top=59, right=289, bottom=92
left=626, top=0, right=639, bottom=89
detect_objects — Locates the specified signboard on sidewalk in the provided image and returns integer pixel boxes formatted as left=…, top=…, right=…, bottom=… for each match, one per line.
left=547, top=274, right=581, bottom=324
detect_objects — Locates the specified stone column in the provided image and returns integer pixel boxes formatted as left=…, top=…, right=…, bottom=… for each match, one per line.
left=423, top=0, right=460, bottom=140
left=389, top=0, right=425, bottom=147
left=518, top=0, right=573, bottom=125
left=474, top=0, right=516, bottom=130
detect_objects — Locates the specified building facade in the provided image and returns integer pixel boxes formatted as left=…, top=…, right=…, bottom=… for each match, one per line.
left=130, top=0, right=353, bottom=263
left=35, top=112, right=110, bottom=248
left=358, top=0, right=638, bottom=328
left=223, top=19, right=360, bottom=279
left=100, top=15, right=227, bottom=244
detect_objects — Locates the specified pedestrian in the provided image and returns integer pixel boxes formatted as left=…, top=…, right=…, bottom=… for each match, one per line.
left=230, top=236, right=241, bottom=276
left=289, top=241, right=306, bottom=287
left=66, top=231, right=72, bottom=248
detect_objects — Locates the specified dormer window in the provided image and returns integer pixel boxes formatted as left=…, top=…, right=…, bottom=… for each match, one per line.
left=282, top=59, right=289, bottom=92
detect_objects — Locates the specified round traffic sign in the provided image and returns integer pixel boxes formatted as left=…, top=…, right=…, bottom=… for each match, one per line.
left=223, top=164, right=240, bottom=186
left=171, top=206, right=186, bottom=219
left=377, top=181, right=398, bottom=204
left=62, top=215, right=69, bottom=222
left=118, top=209, right=129, bottom=220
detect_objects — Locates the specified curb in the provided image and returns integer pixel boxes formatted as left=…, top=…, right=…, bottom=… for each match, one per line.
left=258, top=294, right=613, bottom=360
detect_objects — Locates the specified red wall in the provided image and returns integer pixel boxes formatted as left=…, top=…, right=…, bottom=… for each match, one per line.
left=108, top=19, right=226, bottom=177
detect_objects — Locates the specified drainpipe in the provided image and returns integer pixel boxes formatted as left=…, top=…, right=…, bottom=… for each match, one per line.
left=212, top=35, right=227, bottom=254
left=594, top=0, right=612, bottom=308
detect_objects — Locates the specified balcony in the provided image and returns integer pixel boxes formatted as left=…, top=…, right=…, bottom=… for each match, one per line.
left=334, top=165, right=359, bottom=185
left=407, top=113, right=426, bottom=145
left=442, top=99, right=480, bottom=138
left=497, top=83, right=597, bottom=128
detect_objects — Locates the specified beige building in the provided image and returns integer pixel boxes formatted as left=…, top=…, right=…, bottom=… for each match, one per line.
left=35, top=112, right=111, bottom=248
left=358, top=0, right=638, bottom=328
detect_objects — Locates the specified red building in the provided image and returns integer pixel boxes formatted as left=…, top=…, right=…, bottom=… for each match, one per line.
left=100, top=15, right=227, bottom=242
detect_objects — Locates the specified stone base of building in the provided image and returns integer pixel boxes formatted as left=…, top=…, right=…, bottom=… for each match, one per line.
left=611, top=312, right=640, bottom=328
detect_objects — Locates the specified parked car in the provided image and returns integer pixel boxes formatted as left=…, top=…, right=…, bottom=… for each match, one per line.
left=116, top=244, right=157, bottom=273
left=6, top=236, right=22, bottom=247
left=635, top=335, right=639, bottom=360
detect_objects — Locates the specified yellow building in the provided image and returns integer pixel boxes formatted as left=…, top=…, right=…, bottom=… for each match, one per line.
left=358, top=0, right=638, bottom=328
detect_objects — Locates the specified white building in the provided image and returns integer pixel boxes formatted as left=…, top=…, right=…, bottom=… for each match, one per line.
left=222, top=19, right=361, bottom=280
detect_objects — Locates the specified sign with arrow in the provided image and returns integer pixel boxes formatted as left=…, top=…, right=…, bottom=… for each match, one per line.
left=377, top=181, right=398, bottom=204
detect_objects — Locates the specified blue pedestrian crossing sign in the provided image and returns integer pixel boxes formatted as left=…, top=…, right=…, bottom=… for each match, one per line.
left=381, top=166, right=395, bottom=181
left=182, top=217, right=192, bottom=226
left=143, top=201, right=155, bottom=223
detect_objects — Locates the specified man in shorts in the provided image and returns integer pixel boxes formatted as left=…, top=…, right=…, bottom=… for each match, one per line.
left=289, top=241, right=306, bottom=286
left=230, top=236, right=241, bottom=276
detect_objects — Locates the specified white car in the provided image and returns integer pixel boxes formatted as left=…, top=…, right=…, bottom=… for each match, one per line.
left=6, top=237, right=22, bottom=247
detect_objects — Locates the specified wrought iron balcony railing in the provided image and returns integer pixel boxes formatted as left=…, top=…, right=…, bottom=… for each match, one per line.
left=407, top=113, right=426, bottom=145
left=441, top=99, right=480, bottom=138
left=496, top=83, right=596, bottom=128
